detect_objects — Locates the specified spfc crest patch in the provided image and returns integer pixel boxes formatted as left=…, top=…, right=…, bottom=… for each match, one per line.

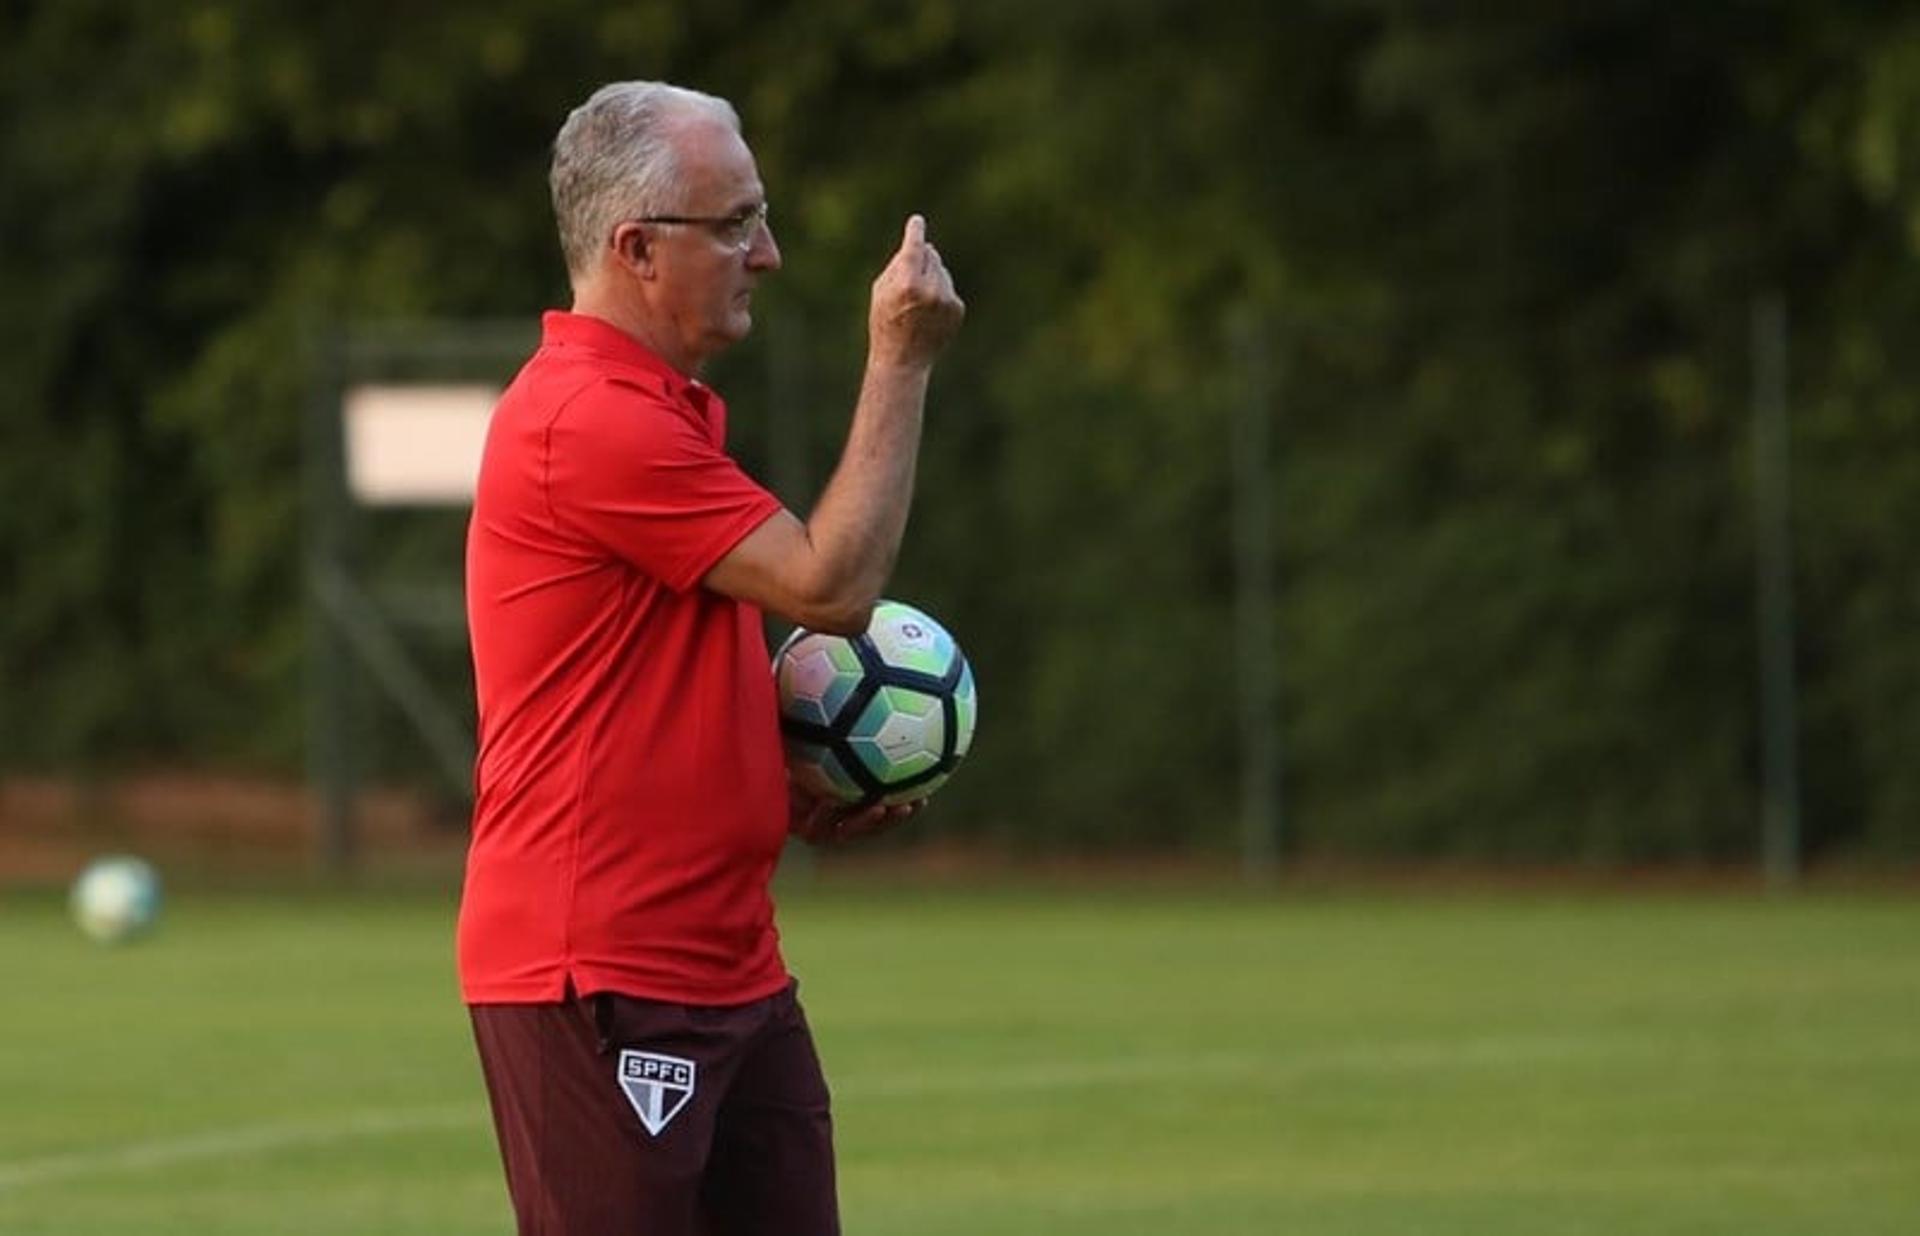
left=616, top=1050, right=697, bottom=1136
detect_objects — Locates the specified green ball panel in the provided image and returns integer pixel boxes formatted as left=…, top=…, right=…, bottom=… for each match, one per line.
left=848, top=686, right=945, bottom=783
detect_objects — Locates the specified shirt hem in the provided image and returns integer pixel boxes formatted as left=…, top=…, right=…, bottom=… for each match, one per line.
left=462, top=964, right=792, bottom=1009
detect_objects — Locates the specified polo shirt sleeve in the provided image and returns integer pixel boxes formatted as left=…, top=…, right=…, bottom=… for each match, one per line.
left=546, top=377, right=783, bottom=592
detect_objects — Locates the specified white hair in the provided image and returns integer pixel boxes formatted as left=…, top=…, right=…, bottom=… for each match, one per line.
left=550, top=81, right=741, bottom=281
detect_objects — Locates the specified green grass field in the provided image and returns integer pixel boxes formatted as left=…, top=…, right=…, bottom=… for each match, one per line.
left=1, top=878, right=1915, bottom=1234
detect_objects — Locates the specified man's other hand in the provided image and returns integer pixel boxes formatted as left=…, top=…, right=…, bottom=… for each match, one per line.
left=789, top=781, right=924, bottom=847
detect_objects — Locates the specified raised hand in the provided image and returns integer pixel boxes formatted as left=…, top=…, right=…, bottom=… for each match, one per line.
left=868, top=214, right=965, bottom=367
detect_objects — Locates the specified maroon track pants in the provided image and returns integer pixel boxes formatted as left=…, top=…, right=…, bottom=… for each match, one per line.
left=471, top=982, right=839, bottom=1236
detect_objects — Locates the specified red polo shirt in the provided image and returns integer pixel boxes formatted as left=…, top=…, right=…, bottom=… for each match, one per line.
left=459, top=310, right=790, bottom=1007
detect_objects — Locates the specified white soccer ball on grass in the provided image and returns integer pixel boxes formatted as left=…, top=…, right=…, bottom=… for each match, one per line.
left=70, top=855, right=163, bottom=944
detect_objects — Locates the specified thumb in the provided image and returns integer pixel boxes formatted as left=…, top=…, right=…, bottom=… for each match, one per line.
left=901, top=213, right=926, bottom=251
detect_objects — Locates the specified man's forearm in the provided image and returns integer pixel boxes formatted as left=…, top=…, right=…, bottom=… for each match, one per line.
left=799, top=359, right=931, bottom=620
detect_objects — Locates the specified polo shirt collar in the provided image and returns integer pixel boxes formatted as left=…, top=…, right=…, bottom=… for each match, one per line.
left=540, top=310, right=707, bottom=401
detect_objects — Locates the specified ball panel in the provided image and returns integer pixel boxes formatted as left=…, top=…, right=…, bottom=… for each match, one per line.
left=866, top=602, right=956, bottom=677
left=848, top=686, right=945, bottom=783
left=951, top=660, right=977, bottom=759
left=778, top=636, right=866, bottom=728
left=784, top=736, right=866, bottom=803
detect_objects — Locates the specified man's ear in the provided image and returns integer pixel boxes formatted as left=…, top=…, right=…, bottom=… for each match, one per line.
left=609, top=220, right=655, bottom=278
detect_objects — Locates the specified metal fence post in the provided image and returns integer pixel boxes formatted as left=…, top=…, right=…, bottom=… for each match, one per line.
left=1751, top=293, right=1801, bottom=888
left=1231, top=308, right=1283, bottom=880
left=304, top=324, right=358, bottom=873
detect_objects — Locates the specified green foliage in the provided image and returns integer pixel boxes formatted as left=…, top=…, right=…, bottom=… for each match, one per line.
left=3, top=3, right=1918, bottom=857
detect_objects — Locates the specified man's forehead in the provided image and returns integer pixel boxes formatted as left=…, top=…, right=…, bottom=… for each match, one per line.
left=668, top=116, right=762, bottom=203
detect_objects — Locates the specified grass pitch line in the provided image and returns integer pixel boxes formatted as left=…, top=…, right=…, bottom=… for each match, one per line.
left=0, top=1032, right=1638, bottom=1194
left=0, top=1056, right=1273, bottom=1193
left=0, top=1104, right=478, bottom=1194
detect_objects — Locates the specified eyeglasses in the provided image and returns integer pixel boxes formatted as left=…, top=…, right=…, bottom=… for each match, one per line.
left=638, top=201, right=770, bottom=252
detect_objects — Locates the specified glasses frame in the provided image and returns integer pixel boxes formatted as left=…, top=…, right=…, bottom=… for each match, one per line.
left=637, top=201, right=770, bottom=253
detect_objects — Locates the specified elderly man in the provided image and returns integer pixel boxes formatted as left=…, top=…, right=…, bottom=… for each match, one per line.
left=459, top=80, right=963, bottom=1235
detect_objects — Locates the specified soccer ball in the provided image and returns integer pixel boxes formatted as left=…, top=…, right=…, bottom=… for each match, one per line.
left=70, top=855, right=163, bottom=944
left=774, top=599, right=977, bottom=806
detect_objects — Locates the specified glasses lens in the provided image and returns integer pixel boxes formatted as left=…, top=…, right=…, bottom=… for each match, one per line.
left=724, top=204, right=766, bottom=249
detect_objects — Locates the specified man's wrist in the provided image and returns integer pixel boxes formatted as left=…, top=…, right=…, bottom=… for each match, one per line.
left=863, top=351, right=937, bottom=382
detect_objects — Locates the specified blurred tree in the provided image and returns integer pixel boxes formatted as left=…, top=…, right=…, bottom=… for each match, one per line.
left=1, top=1, right=1915, bottom=859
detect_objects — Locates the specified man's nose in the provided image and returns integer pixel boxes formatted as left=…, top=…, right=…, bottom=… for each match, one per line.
left=747, top=223, right=781, bottom=272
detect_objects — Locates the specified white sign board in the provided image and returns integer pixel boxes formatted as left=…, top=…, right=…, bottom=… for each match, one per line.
left=343, top=384, right=497, bottom=506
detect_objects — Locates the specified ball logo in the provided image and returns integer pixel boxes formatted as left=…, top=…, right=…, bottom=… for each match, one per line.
left=901, top=621, right=926, bottom=641
left=616, top=1050, right=697, bottom=1136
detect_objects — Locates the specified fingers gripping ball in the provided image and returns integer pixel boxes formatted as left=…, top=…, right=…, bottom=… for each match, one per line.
left=775, top=601, right=977, bottom=807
